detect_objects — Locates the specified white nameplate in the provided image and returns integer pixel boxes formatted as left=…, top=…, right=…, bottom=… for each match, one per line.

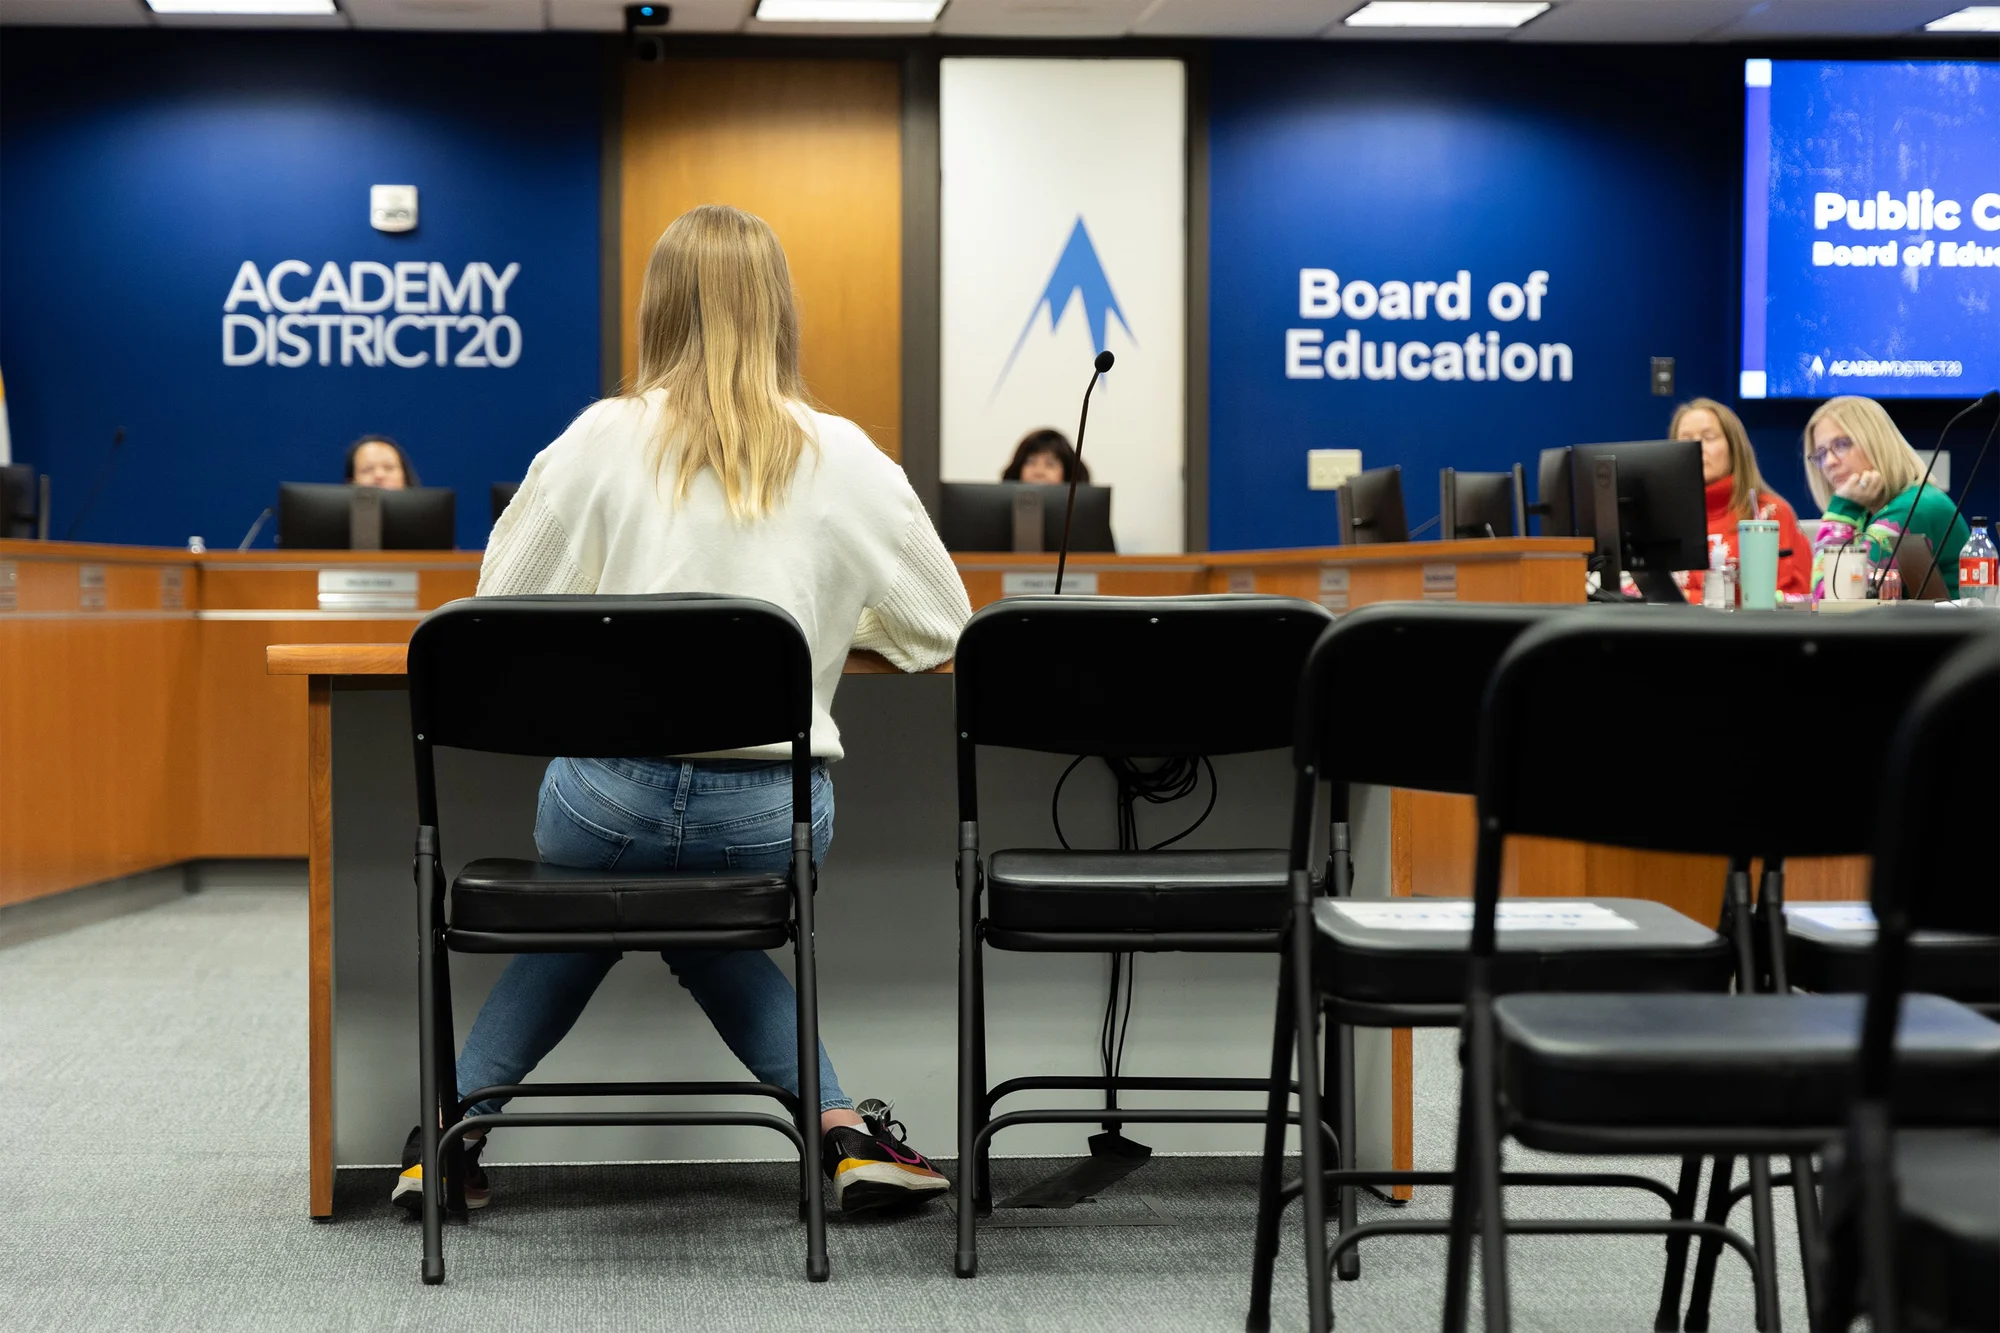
left=1002, top=571, right=1098, bottom=597
left=1422, top=563, right=1458, bottom=601
left=1318, top=565, right=1349, bottom=611
left=1227, top=570, right=1257, bottom=593
left=1331, top=901, right=1638, bottom=931
left=0, top=561, right=15, bottom=613
left=318, top=568, right=418, bottom=611
left=159, top=568, right=187, bottom=611
left=1786, top=904, right=1876, bottom=931
left=79, top=565, right=107, bottom=611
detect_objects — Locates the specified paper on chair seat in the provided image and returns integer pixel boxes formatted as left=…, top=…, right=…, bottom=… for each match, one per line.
left=1331, top=901, right=1638, bottom=931
left=1786, top=904, right=1877, bottom=931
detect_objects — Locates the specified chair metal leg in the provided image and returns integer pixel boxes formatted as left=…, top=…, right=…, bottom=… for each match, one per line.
left=1246, top=943, right=1299, bottom=1333
left=1288, top=882, right=1332, bottom=1333
left=972, top=935, right=994, bottom=1214
left=1746, top=1156, right=1781, bottom=1332
left=1789, top=1153, right=1825, bottom=1332
left=1683, top=1155, right=1737, bottom=1332
left=1335, top=1022, right=1361, bottom=1281
left=791, top=834, right=828, bottom=1284
left=1653, top=1156, right=1705, bottom=1331
left=1468, top=996, right=1510, bottom=1333
left=418, top=899, right=446, bottom=1285
left=1442, top=1029, right=1478, bottom=1333
left=955, top=834, right=983, bottom=1279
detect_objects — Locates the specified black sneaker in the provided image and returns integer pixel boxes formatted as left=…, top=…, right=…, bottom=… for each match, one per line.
left=391, top=1125, right=490, bottom=1214
left=823, top=1100, right=949, bottom=1213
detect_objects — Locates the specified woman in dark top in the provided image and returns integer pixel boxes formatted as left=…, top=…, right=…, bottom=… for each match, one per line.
left=1002, top=428, right=1090, bottom=485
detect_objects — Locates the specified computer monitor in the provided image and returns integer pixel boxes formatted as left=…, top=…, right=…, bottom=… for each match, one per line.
left=278, top=483, right=457, bottom=550
left=938, top=482, right=1115, bottom=554
left=0, top=464, right=42, bottom=540
left=1536, top=440, right=1704, bottom=603
left=492, top=482, right=519, bottom=524
left=1439, top=465, right=1526, bottom=539
left=1336, top=465, right=1408, bottom=545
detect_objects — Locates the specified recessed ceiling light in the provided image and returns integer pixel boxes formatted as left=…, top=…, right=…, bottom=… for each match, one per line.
left=1925, top=5, right=2000, bottom=31
left=1344, top=1, right=1550, bottom=28
left=754, top=0, right=945, bottom=20
left=146, top=0, right=338, bottom=12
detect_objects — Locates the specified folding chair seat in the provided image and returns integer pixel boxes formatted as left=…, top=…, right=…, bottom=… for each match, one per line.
left=951, top=594, right=1332, bottom=1280
left=986, top=848, right=1290, bottom=940
left=1496, top=993, right=2000, bottom=1131
left=449, top=861, right=792, bottom=942
left=1443, top=610, right=1997, bottom=1333
left=1780, top=904, right=2000, bottom=1011
left=406, top=594, right=833, bottom=1286
left=1314, top=897, right=1730, bottom=1008
left=1813, top=637, right=2000, bottom=1333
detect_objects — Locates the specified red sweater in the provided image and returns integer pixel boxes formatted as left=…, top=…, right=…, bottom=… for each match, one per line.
left=1683, top=477, right=1813, bottom=599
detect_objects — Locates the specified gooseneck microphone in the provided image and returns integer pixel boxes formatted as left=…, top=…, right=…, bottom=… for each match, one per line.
left=1876, top=389, right=2000, bottom=594
left=62, top=427, right=125, bottom=542
left=237, top=507, right=274, bottom=551
left=1054, top=349, right=1115, bottom=596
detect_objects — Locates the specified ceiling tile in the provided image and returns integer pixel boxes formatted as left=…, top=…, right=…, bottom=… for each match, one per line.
left=1131, top=0, right=1349, bottom=37
left=1711, top=0, right=1970, bottom=36
left=935, top=0, right=1147, bottom=37
left=0, top=0, right=150, bottom=23
left=1517, top=0, right=1755, bottom=42
left=343, top=0, right=545, bottom=28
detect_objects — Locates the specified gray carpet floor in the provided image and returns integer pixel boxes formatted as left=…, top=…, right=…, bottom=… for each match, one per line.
left=0, top=884, right=1801, bottom=1331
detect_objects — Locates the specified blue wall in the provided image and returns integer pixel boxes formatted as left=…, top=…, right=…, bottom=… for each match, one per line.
left=1207, top=46, right=1745, bottom=549
left=0, top=30, right=602, bottom=550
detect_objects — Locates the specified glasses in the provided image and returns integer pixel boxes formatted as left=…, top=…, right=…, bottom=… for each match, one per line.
left=1808, top=436, right=1856, bottom=470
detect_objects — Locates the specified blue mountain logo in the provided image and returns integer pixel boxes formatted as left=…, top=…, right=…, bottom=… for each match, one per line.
left=992, top=216, right=1134, bottom=398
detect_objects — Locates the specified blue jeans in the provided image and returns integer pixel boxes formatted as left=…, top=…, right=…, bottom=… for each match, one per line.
left=454, top=755, right=851, bottom=1118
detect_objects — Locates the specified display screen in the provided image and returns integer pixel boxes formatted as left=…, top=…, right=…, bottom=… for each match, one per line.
left=1740, top=59, right=1999, bottom=400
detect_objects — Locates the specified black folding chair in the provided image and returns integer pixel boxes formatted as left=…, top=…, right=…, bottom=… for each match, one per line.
left=1819, top=636, right=2000, bottom=1333
left=1248, top=603, right=1735, bottom=1333
left=951, top=594, right=1333, bottom=1279
left=407, top=594, right=830, bottom=1285
left=1447, top=610, right=2000, bottom=1333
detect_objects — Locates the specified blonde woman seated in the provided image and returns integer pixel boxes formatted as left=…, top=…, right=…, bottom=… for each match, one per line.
left=1669, top=398, right=1811, bottom=599
left=390, top=204, right=971, bottom=1218
left=1806, top=395, right=1969, bottom=599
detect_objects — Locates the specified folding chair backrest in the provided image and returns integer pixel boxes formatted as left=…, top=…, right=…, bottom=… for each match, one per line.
left=1293, top=602, right=1563, bottom=793
left=955, top=595, right=1332, bottom=758
left=1871, top=636, right=2000, bottom=936
left=1478, top=610, right=1993, bottom=861
left=408, top=595, right=813, bottom=760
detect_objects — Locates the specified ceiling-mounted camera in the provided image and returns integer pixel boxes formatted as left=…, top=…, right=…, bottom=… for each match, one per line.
left=625, top=3, right=670, bottom=61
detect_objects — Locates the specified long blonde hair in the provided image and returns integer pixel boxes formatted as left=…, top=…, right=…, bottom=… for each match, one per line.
left=632, top=204, right=813, bottom=519
left=1803, top=395, right=1926, bottom=512
left=1670, top=397, right=1770, bottom=520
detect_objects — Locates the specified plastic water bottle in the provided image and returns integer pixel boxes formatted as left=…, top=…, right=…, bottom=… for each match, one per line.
left=1959, top=518, right=1998, bottom=607
left=1702, top=536, right=1733, bottom=610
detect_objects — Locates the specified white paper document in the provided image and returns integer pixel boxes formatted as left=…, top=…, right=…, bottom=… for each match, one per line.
left=1785, top=904, right=1877, bottom=932
left=1331, top=901, right=1639, bottom=932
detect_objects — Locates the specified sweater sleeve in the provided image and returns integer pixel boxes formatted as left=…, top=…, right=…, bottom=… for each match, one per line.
left=852, top=507, right=972, bottom=672
left=476, top=460, right=597, bottom=597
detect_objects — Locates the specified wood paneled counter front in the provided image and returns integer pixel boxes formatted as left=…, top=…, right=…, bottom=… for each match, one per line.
left=2, top=537, right=1589, bottom=907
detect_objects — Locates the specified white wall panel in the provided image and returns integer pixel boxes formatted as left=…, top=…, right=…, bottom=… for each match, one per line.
left=940, top=57, right=1186, bottom=554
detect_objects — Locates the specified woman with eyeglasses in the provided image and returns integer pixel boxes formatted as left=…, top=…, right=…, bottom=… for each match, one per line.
left=1806, top=395, right=1969, bottom=599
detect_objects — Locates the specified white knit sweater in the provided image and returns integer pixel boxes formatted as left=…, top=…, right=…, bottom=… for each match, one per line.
left=478, top=390, right=971, bottom=760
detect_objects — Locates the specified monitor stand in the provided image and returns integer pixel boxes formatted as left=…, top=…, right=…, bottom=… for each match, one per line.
left=1583, top=457, right=1637, bottom=603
